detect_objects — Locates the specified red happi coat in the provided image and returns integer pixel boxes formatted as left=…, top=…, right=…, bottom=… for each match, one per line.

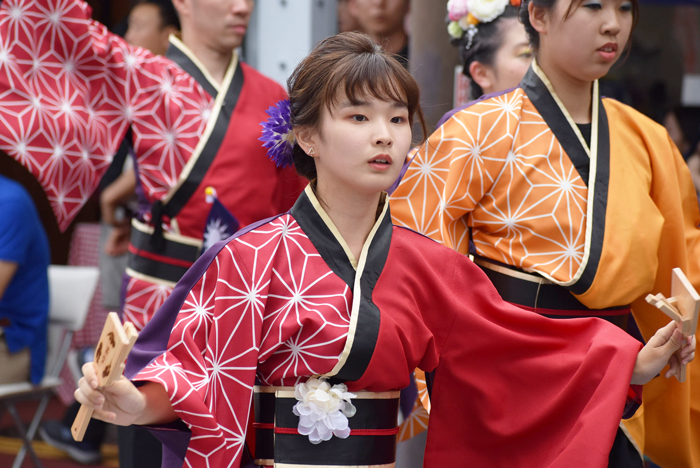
left=0, top=0, right=303, bottom=330
left=125, top=186, right=642, bottom=468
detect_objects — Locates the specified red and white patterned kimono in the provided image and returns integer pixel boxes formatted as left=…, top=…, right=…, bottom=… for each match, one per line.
left=125, top=186, right=643, bottom=468
left=0, top=0, right=303, bottom=331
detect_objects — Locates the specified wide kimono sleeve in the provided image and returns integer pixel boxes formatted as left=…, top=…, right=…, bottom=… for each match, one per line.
left=390, top=100, right=516, bottom=255
left=124, top=239, right=264, bottom=468
left=0, top=0, right=211, bottom=230
left=616, top=107, right=700, bottom=467
left=391, top=232, right=643, bottom=467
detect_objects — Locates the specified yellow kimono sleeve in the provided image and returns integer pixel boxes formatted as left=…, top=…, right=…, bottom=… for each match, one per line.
left=621, top=118, right=700, bottom=468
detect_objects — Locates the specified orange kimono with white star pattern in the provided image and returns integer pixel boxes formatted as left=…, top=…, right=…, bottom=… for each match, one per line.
left=391, top=64, right=700, bottom=468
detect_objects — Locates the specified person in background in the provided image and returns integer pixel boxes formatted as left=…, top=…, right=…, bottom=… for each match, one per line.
left=391, top=0, right=700, bottom=465
left=449, top=2, right=531, bottom=102
left=125, top=0, right=180, bottom=56
left=338, top=0, right=361, bottom=33
left=0, top=175, right=50, bottom=387
left=348, top=0, right=410, bottom=67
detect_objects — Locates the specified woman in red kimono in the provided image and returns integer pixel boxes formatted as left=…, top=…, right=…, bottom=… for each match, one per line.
left=74, top=32, right=694, bottom=468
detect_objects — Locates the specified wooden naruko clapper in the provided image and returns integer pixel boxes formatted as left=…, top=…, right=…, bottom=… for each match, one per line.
left=645, top=268, right=699, bottom=383
left=71, top=312, right=138, bottom=441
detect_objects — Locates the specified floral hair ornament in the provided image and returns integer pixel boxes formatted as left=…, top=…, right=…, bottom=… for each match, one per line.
left=447, top=0, right=521, bottom=49
left=259, top=98, right=295, bottom=168
left=293, top=377, right=357, bottom=444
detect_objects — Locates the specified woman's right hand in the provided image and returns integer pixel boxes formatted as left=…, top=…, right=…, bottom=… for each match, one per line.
left=74, top=362, right=147, bottom=426
left=630, top=321, right=696, bottom=385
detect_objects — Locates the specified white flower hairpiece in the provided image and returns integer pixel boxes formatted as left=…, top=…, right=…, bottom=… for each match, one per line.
left=447, top=0, right=522, bottom=48
left=293, top=377, right=357, bottom=444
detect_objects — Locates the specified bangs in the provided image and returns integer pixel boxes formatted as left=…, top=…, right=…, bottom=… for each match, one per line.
left=323, top=52, right=420, bottom=122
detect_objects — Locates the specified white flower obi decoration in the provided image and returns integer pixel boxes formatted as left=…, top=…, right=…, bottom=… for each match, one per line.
left=293, top=377, right=357, bottom=445
left=467, top=0, right=510, bottom=23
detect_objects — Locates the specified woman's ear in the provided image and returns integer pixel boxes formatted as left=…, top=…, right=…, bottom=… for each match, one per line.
left=294, top=127, right=318, bottom=157
left=528, top=0, right=549, bottom=35
left=469, top=61, right=494, bottom=94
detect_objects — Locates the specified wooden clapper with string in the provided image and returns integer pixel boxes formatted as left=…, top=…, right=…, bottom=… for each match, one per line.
left=71, top=312, right=139, bottom=441
left=645, top=268, right=700, bottom=383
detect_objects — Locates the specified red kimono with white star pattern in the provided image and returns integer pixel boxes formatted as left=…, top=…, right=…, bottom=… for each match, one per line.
left=125, top=187, right=643, bottom=468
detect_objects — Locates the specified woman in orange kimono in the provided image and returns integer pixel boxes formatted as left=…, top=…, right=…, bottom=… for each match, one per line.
left=391, top=0, right=700, bottom=466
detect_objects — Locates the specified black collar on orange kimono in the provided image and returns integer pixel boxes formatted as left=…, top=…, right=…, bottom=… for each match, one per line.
left=520, top=65, right=611, bottom=187
left=290, top=188, right=392, bottom=384
left=149, top=38, right=244, bottom=250
left=519, top=64, right=610, bottom=296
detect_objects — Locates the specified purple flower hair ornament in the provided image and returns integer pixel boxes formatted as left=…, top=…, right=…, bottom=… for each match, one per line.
left=259, top=99, right=295, bottom=168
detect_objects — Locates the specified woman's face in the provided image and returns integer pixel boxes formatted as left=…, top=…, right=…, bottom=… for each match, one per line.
left=537, top=0, right=633, bottom=83
left=308, top=93, right=412, bottom=198
left=476, top=18, right=532, bottom=95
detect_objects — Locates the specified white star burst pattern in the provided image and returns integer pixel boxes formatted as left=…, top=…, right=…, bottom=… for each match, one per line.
left=391, top=89, right=589, bottom=283
left=135, top=215, right=352, bottom=466
left=0, top=0, right=211, bottom=230
left=124, top=279, right=173, bottom=331
left=203, top=218, right=230, bottom=251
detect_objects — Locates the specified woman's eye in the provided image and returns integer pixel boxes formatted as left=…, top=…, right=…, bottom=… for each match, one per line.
left=620, top=2, right=632, bottom=12
left=583, top=2, right=602, bottom=10
left=520, top=51, right=533, bottom=59
left=391, top=116, right=406, bottom=124
left=351, top=115, right=367, bottom=122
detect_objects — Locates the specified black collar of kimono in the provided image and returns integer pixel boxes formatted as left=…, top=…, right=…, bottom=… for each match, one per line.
left=290, top=187, right=392, bottom=383
left=166, top=36, right=218, bottom=98
left=519, top=63, right=610, bottom=296
left=151, top=37, right=245, bottom=233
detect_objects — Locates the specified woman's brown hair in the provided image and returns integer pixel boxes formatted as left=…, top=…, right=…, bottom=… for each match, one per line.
left=287, top=31, right=427, bottom=181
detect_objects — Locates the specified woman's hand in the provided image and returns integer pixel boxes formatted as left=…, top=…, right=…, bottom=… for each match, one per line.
left=631, top=321, right=696, bottom=385
left=74, top=362, right=147, bottom=426
left=75, top=362, right=178, bottom=426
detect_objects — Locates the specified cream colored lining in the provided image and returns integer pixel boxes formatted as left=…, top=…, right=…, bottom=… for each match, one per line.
left=160, top=48, right=239, bottom=206
left=302, top=187, right=390, bottom=378
left=473, top=257, right=552, bottom=285
left=131, top=218, right=203, bottom=247
left=168, top=35, right=222, bottom=94
left=529, top=60, right=600, bottom=288
left=304, top=186, right=358, bottom=269
left=618, top=421, right=644, bottom=461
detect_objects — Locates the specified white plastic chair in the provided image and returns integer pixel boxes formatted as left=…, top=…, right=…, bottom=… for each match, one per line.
left=0, top=265, right=99, bottom=468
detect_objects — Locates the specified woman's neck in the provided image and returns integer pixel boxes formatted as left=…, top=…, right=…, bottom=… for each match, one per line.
left=315, top=181, right=382, bottom=263
left=180, top=31, right=233, bottom=86
left=536, top=55, right=593, bottom=124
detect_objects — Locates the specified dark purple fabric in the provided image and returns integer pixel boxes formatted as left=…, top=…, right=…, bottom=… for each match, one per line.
left=119, top=271, right=129, bottom=321
left=399, top=373, right=418, bottom=418
left=124, top=212, right=286, bottom=379
left=130, top=150, right=151, bottom=223
left=128, top=420, right=192, bottom=468
left=387, top=156, right=414, bottom=195
left=436, top=86, right=519, bottom=129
